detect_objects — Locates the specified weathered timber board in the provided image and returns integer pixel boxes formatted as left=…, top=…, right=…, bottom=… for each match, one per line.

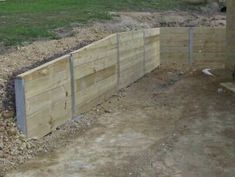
left=15, top=28, right=161, bottom=138
left=160, top=27, right=226, bottom=65
left=71, top=34, right=118, bottom=115
left=144, top=28, right=160, bottom=73
left=118, top=31, right=145, bottom=89
left=15, top=55, right=72, bottom=138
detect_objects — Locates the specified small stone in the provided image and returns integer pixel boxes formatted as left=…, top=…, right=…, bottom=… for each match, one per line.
left=104, top=109, right=112, bottom=113
left=217, top=88, right=224, bottom=94
left=179, top=72, right=184, bottom=76
left=0, top=143, right=3, bottom=150
left=7, top=128, right=17, bottom=136
left=0, top=126, right=5, bottom=132
left=20, top=142, right=27, bottom=150
left=11, top=148, right=19, bottom=156
left=38, top=147, right=44, bottom=152
left=19, top=133, right=26, bottom=140
left=2, top=110, right=14, bottom=119
left=0, top=151, right=4, bottom=158
left=26, top=143, right=32, bottom=149
left=29, top=137, right=38, bottom=141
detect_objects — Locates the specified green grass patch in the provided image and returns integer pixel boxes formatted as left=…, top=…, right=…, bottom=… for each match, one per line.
left=0, top=0, right=191, bottom=46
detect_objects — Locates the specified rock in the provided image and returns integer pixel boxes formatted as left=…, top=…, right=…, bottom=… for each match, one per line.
left=2, top=110, right=14, bottom=119
left=10, top=148, right=19, bottom=156
left=20, top=143, right=27, bottom=151
left=179, top=72, right=184, bottom=76
left=207, top=2, right=220, bottom=12
left=29, top=137, right=38, bottom=141
left=7, top=128, right=17, bottom=136
left=26, top=143, right=32, bottom=149
left=18, top=133, right=26, bottom=140
left=0, top=151, right=4, bottom=158
left=104, top=109, right=112, bottom=113
left=210, top=19, right=226, bottom=27
left=0, top=126, right=4, bottom=132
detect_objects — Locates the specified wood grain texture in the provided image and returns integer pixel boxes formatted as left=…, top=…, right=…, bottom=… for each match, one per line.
left=160, top=27, right=189, bottom=65
left=15, top=29, right=161, bottom=137
left=144, top=28, right=160, bottom=73
left=16, top=55, right=72, bottom=138
left=160, top=27, right=226, bottom=65
left=71, top=34, right=118, bottom=115
left=193, top=27, right=226, bottom=63
left=118, top=31, right=145, bottom=89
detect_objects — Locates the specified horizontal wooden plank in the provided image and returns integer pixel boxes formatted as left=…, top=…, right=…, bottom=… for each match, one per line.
left=118, top=31, right=144, bottom=43
left=26, top=82, right=71, bottom=115
left=120, top=58, right=144, bottom=73
left=119, top=61, right=144, bottom=89
left=72, top=45, right=117, bottom=67
left=16, top=54, right=72, bottom=138
left=160, top=27, right=226, bottom=65
left=27, top=99, right=72, bottom=138
left=76, top=86, right=116, bottom=114
left=193, top=27, right=225, bottom=34
left=14, top=28, right=161, bottom=138
left=160, top=27, right=189, bottom=34
left=161, top=46, right=188, bottom=53
left=72, top=35, right=117, bottom=66
left=24, top=70, right=70, bottom=99
left=18, top=55, right=70, bottom=79
left=22, top=55, right=71, bottom=99
left=144, top=28, right=160, bottom=37
left=76, top=75, right=117, bottom=106
left=193, top=53, right=226, bottom=61
left=73, top=51, right=117, bottom=80
left=193, top=47, right=225, bottom=53
left=119, top=45, right=144, bottom=59
left=76, top=65, right=116, bottom=92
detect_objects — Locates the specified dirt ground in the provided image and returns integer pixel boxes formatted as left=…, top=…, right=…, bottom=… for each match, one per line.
left=4, top=65, right=235, bottom=177
left=0, top=10, right=228, bottom=176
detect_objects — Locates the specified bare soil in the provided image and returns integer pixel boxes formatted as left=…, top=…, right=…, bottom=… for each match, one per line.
left=3, top=65, right=235, bottom=177
left=0, top=10, right=227, bottom=176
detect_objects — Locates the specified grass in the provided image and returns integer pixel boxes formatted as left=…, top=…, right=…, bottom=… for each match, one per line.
left=0, top=0, right=191, bottom=46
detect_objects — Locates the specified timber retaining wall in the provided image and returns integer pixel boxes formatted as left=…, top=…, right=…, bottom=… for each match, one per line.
left=160, top=27, right=226, bottom=65
left=15, top=27, right=226, bottom=138
left=15, top=29, right=160, bottom=138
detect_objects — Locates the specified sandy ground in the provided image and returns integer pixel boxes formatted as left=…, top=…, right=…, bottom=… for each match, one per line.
left=4, top=65, right=235, bottom=177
